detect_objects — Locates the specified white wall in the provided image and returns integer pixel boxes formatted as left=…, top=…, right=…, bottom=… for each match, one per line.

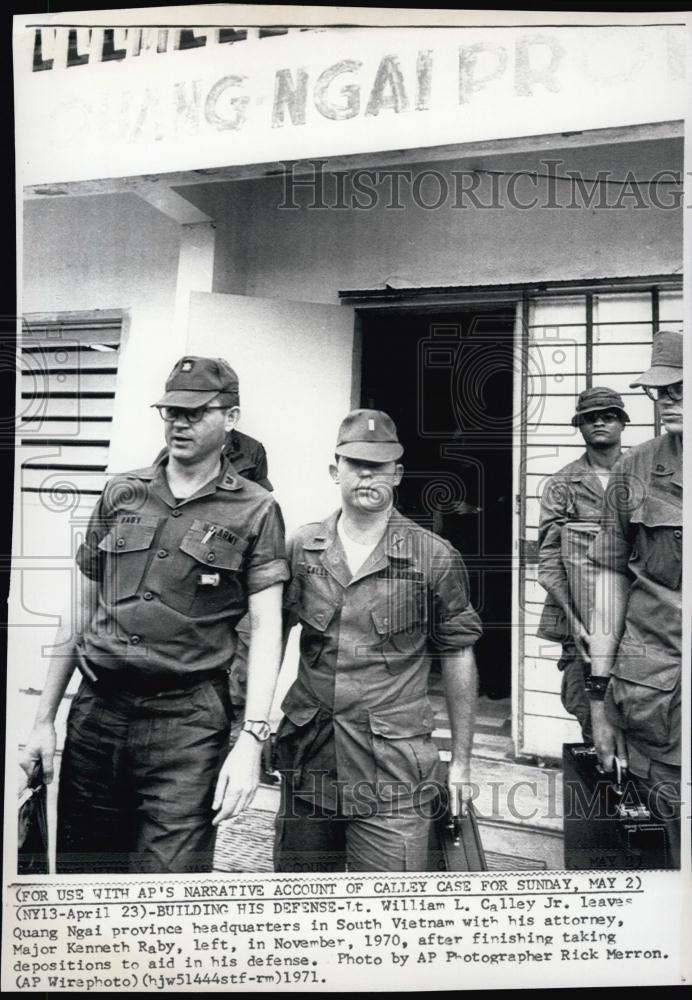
left=22, top=192, right=183, bottom=471
left=182, top=138, right=683, bottom=302
left=187, top=292, right=356, bottom=535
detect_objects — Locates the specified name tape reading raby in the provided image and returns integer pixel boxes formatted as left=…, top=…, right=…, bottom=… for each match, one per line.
left=3, top=872, right=686, bottom=991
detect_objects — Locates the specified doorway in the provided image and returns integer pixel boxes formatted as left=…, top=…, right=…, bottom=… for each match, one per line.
left=359, top=306, right=516, bottom=699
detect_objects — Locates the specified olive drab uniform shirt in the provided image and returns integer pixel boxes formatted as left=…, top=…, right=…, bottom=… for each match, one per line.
left=273, top=509, right=483, bottom=815
left=537, top=451, right=607, bottom=645
left=76, top=456, right=288, bottom=678
left=588, top=433, right=682, bottom=769
left=222, top=429, right=272, bottom=491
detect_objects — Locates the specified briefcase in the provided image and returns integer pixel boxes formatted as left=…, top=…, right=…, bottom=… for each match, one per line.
left=563, top=743, right=671, bottom=870
left=427, top=781, right=487, bottom=872
left=18, top=761, right=49, bottom=875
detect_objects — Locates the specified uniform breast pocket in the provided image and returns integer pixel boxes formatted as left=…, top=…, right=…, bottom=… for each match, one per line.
left=632, top=497, right=682, bottom=590
left=371, top=577, right=427, bottom=670
left=168, top=523, right=246, bottom=616
left=97, top=520, right=158, bottom=602
left=296, top=583, right=337, bottom=669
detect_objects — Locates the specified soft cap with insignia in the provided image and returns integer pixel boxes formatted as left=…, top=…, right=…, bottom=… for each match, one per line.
left=335, top=408, right=403, bottom=462
left=152, top=356, right=239, bottom=409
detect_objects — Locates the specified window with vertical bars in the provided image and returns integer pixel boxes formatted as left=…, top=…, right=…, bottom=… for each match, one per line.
left=19, top=316, right=122, bottom=501
left=520, top=282, right=682, bottom=671
left=523, top=284, right=683, bottom=554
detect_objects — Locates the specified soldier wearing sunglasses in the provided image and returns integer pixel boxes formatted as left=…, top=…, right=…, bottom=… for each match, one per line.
left=21, top=356, right=289, bottom=873
left=588, top=330, right=683, bottom=866
left=537, top=387, right=630, bottom=743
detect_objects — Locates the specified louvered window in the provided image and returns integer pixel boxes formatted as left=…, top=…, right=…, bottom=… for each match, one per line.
left=20, top=314, right=122, bottom=502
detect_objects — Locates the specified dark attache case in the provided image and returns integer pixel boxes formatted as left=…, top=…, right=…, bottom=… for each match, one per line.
left=563, top=743, right=672, bottom=871
left=427, top=780, right=487, bottom=872
left=18, top=761, right=49, bottom=875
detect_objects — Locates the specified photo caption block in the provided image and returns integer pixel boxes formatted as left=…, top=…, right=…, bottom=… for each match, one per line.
left=2, top=872, right=687, bottom=990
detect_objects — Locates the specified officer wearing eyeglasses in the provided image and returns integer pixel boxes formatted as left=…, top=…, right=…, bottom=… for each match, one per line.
left=154, top=366, right=273, bottom=711
left=21, top=356, right=289, bottom=873
left=537, top=387, right=629, bottom=743
left=588, top=330, right=683, bottom=866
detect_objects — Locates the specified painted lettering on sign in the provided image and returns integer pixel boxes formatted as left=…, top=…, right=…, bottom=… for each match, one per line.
left=44, top=46, right=591, bottom=147
left=36, top=34, right=685, bottom=146
left=19, top=24, right=686, bottom=186
left=270, top=42, right=571, bottom=128
left=32, top=27, right=261, bottom=71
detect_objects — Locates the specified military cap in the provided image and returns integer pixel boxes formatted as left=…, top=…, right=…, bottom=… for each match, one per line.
left=630, top=330, right=683, bottom=388
left=153, top=356, right=239, bottom=409
left=571, top=386, right=630, bottom=426
left=335, top=409, right=403, bottom=462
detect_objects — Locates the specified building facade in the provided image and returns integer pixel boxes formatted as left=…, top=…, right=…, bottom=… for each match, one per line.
left=13, top=16, right=686, bottom=760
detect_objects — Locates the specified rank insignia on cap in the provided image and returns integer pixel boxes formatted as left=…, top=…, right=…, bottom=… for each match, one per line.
left=334, top=408, right=403, bottom=461
left=181, top=360, right=193, bottom=372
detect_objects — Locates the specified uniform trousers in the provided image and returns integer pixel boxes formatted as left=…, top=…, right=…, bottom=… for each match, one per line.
left=57, top=673, right=232, bottom=874
left=628, top=755, right=681, bottom=869
left=558, top=640, right=593, bottom=744
left=273, top=779, right=433, bottom=873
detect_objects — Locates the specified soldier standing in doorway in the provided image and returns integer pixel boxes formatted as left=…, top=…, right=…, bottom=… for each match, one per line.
left=537, top=387, right=629, bottom=743
left=272, top=409, right=482, bottom=871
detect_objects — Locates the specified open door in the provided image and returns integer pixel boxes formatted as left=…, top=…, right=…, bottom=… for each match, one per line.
left=359, top=307, right=515, bottom=701
left=188, top=291, right=356, bottom=534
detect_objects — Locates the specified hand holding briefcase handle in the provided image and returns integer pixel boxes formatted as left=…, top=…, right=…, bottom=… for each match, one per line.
left=18, top=760, right=50, bottom=875
left=429, top=767, right=487, bottom=872
left=563, top=743, right=671, bottom=870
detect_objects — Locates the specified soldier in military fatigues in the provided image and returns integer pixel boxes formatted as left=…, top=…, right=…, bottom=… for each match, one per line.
left=222, top=428, right=272, bottom=491
left=21, top=357, right=288, bottom=874
left=273, top=410, right=482, bottom=872
left=588, top=331, right=683, bottom=866
left=537, top=387, right=629, bottom=742
left=153, top=364, right=273, bottom=709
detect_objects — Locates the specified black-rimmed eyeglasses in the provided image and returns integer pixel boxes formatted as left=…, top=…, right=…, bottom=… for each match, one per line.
left=642, top=382, right=683, bottom=403
left=156, top=406, right=226, bottom=424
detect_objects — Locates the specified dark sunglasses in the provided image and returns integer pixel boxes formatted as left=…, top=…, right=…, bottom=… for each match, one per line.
left=579, top=410, right=623, bottom=425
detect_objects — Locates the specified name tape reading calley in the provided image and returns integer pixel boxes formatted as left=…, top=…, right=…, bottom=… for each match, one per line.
left=17, top=24, right=686, bottom=187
